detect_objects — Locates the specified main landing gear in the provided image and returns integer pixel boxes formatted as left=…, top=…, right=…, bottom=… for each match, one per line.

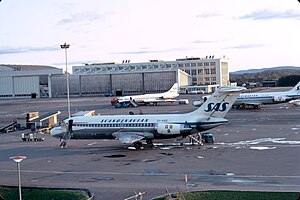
left=133, top=141, right=143, bottom=150
left=132, top=139, right=154, bottom=150
left=146, top=139, right=154, bottom=148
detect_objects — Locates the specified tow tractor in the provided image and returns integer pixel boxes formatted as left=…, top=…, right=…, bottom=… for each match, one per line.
left=21, top=131, right=45, bottom=142
left=202, top=132, right=215, bottom=143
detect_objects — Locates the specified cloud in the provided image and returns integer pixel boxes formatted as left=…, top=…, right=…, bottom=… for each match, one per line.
left=53, top=60, right=91, bottom=66
left=111, top=47, right=192, bottom=55
left=224, top=44, right=265, bottom=50
left=193, top=40, right=218, bottom=44
left=0, top=46, right=58, bottom=55
left=111, top=49, right=168, bottom=55
left=58, top=11, right=109, bottom=25
left=196, top=12, right=222, bottom=18
left=238, top=9, right=300, bottom=20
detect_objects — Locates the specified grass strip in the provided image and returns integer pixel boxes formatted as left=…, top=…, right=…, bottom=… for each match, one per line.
left=0, top=186, right=90, bottom=200
left=154, top=190, right=300, bottom=200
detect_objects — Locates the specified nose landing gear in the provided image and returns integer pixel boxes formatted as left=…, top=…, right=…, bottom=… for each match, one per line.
left=60, top=139, right=67, bottom=148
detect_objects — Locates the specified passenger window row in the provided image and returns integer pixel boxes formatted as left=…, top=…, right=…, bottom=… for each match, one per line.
left=100, top=118, right=149, bottom=123
left=74, top=123, right=155, bottom=128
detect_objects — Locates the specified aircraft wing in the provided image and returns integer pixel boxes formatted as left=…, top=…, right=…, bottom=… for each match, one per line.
left=112, top=132, right=145, bottom=144
left=116, top=99, right=139, bottom=107
left=235, top=101, right=262, bottom=109
left=289, top=99, right=300, bottom=106
left=238, top=102, right=262, bottom=106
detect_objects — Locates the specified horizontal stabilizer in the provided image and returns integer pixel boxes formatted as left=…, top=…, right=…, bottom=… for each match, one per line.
left=218, top=86, right=245, bottom=93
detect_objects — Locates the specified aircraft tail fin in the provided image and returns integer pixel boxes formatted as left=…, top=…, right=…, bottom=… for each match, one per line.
left=189, top=86, right=245, bottom=118
left=288, top=81, right=300, bottom=93
left=167, top=83, right=179, bottom=94
left=162, top=83, right=179, bottom=99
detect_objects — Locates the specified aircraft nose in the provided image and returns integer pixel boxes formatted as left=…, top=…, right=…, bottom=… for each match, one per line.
left=50, top=126, right=63, bottom=138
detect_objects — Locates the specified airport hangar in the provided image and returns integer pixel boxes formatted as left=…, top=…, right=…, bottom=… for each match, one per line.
left=0, top=56, right=230, bottom=99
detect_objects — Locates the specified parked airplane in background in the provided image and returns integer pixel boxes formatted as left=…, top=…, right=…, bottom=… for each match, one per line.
left=115, top=83, right=180, bottom=106
left=193, top=81, right=300, bottom=109
left=51, top=86, right=245, bottom=149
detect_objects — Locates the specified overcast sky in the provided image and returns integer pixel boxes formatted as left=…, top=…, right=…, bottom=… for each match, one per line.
left=0, top=0, right=300, bottom=72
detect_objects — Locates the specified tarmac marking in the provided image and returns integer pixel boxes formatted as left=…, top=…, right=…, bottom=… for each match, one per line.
left=87, top=142, right=97, bottom=146
left=1, top=169, right=300, bottom=179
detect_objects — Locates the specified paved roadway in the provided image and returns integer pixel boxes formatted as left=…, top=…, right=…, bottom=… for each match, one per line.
left=0, top=89, right=299, bottom=199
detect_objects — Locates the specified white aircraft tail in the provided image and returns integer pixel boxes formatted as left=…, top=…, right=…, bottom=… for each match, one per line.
left=162, top=83, right=179, bottom=99
left=288, top=81, right=300, bottom=93
left=189, top=86, right=245, bottom=118
left=167, top=83, right=179, bottom=94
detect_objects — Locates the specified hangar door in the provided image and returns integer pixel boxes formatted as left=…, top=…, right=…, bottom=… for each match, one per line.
left=0, top=76, right=13, bottom=98
left=14, top=76, right=39, bottom=98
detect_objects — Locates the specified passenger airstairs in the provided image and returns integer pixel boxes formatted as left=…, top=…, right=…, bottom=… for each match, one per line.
left=188, top=133, right=203, bottom=145
left=39, top=86, right=49, bottom=98
left=129, top=99, right=139, bottom=107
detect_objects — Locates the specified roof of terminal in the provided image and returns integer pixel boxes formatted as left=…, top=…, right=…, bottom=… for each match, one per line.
left=0, top=64, right=60, bottom=71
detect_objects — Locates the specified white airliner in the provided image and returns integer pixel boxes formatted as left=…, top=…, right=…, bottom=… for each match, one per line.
left=194, top=81, right=300, bottom=108
left=51, top=86, right=245, bottom=149
left=116, top=83, right=180, bottom=106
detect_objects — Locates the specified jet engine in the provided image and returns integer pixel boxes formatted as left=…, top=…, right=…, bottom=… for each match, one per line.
left=157, top=123, right=192, bottom=135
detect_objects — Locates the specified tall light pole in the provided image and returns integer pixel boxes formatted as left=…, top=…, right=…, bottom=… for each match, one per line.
left=10, top=156, right=27, bottom=200
left=60, top=42, right=71, bottom=118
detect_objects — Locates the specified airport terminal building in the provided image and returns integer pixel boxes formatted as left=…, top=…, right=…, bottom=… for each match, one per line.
left=0, top=56, right=230, bottom=99
left=72, top=56, right=229, bottom=95
left=73, top=56, right=229, bottom=86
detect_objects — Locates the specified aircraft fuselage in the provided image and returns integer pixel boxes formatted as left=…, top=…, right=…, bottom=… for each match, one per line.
left=51, top=114, right=227, bottom=140
left=235, top=92, right=300, bottom=105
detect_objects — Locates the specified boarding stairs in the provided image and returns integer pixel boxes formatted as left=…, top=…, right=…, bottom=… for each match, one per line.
left=0, top=121, right=17, bottom=133
left=129, top=99, right=139, bottom=107
left=39, top=85, right=49, bottom=98
left=188, top=133, right=203, bottom=145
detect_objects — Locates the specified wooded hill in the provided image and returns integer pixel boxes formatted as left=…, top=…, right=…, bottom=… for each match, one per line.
left=230, top=69, right=300, bottom=86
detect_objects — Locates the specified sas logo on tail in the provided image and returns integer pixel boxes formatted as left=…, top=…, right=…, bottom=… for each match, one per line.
left=204, top=102, right=229, bottom=112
